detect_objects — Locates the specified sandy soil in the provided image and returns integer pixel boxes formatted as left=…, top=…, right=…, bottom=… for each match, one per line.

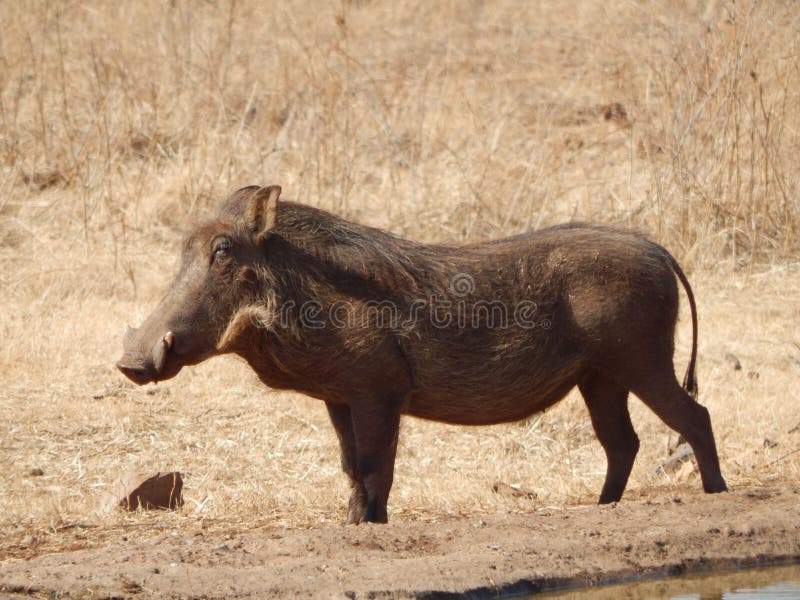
left=2, top=485, right=798, bottom=599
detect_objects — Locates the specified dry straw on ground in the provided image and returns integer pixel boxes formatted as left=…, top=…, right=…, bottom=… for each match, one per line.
left=0, top=0, right=798, bottom=558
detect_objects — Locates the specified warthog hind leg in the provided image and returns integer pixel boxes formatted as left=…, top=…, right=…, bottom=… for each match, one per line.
left=628, top=367, right=728, bottom=494
left=578, top=369, right=639, bottom=504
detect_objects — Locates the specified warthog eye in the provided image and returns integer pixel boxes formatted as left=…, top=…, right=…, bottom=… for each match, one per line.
left=212, top=239, right=232, bottom=263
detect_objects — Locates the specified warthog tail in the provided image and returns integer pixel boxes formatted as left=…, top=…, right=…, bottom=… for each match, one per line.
left=667, top=255, right=699, bottom=399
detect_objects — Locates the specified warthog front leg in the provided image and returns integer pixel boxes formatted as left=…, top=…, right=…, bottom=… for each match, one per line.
left=347, top=398, right=402, bottom=524
left=325, top=402, right=367, bottom=524
left=326, top=399, right=401, bottom=524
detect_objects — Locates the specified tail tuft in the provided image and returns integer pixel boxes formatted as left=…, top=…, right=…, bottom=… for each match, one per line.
left=682, top=370, right=698, bottom=399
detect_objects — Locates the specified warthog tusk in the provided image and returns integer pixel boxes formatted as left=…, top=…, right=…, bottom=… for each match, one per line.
left=163, top=331, right=174, bottom=350
left=123, top=325, right=138, bottom=346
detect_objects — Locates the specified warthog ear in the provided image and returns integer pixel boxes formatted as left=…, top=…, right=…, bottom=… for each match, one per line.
left=246, top=185, right=281, bottom=238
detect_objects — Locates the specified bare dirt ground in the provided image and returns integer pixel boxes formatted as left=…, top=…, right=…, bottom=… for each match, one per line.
left=2, top=485, right=799, bottom=599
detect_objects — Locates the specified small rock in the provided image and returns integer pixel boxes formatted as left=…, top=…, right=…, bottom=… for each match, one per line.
left=101, top=470, right=184, bottom=512
left=724, top=352, right=742, bottom=370
left=28, top=467, right=44, bottom=477
left=492, top=481, right=538, bottom=500
left=747, top=370, right=760, bottom=380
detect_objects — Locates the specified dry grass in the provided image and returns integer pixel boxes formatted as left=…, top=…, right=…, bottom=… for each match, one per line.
left=1, top=0, right=799, bottom=557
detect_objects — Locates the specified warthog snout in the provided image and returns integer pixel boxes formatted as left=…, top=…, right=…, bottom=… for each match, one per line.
left=116, top=326, right=175, bottom=385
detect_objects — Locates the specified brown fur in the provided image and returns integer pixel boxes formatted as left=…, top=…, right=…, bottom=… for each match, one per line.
left=117, top=186, right=727, bottom=524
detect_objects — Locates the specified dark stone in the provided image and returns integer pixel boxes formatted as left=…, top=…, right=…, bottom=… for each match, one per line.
left=104, top=470, right=184, bottom=511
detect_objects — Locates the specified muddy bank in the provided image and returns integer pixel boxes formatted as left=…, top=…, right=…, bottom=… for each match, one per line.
left=1, top=486, right=799, bottom=599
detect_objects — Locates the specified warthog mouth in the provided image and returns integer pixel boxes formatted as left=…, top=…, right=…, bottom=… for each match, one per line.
left=116, top=329, right=182, bottom=385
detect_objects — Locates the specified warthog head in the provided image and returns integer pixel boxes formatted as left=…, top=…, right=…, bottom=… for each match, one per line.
left=116, top=185, right=281, bottom=385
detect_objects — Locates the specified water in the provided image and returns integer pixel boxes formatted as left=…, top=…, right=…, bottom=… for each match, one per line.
left=530, top=564, right=800, bottom=599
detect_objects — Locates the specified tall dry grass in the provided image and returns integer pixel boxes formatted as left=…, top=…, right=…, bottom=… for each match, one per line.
left=0, top=0, right=799, bottom=556
left=2, top=1, right=798, bottom=260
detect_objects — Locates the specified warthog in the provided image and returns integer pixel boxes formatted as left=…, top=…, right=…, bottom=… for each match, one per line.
left=117, top=185, right=727, bottom=523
